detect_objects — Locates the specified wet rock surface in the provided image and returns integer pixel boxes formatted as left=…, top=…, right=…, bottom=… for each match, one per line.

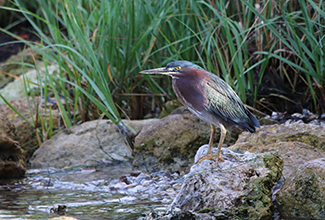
left=30, top=119, right=158, bottom=167
left=0, top=115, right=26, bottom=178
left=143, top=147, right=283, bottom=220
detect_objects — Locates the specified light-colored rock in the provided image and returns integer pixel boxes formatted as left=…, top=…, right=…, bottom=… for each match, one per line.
left=277, top=158, right=325, bottom=219
left=0, top=115, right=26, bottom=177
left=230, top=141, right=325, bottom=181
left=236, top=123, right=325, bottom=149
left=0, top=64, right=58, bottom=104
left=0, top=47, right=43, bottom=89
left=30, top=119, right=158, bottom=167
left=230, top=123, right=325, bottom=180
left=148, top=147, right=283, bottom=220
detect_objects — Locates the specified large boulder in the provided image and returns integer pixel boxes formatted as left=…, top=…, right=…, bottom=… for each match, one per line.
left=30, top=119, right=158, bottom=167
left=146, top=146, right=283, bottom=220
left=133, top=109, right=241, bottom=173
left=0, top=115, right=26, bottom=178
left=230, top=123, right=325, bottom=181
left=228, top=123, right=325, bottom=219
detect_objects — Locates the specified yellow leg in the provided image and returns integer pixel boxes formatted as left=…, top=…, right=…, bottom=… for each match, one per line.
left=197, top=124, right=226, bottom=167
left=207, top=124, right=216, bottom=154
left=215, top=124, right=227, bottom=167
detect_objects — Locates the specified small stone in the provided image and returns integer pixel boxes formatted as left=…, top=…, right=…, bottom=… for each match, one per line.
left=309, top=120, right=320, bottom=125
left=271, top=112, right=285, bottom=120
left=302, top=109, right=311, bottom=117
left=291, top=113, right=303, bottom=118
left=284, top=119, right=292, bottom=125
left=291, top=119, right=304, bottom=124
left=141, top=180, right=151, bottom=187
left=159, top=184, right=170, bottom=190
left=320, top=113, right=325, bottom=119
left=135, top=172, right=148, bottom=184
left=151, top=171, right=168, bottom=177
left=120, top=175, right=131, bottom=185
left=320, top=121, right=325, bottom=128
left=130, top=170, right=141, bottom=177
left=309, top=114, right=318, bottom=120
left=271, top=112, right=278, bottom=119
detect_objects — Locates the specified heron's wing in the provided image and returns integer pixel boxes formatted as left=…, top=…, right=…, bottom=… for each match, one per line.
left=204, top=74, right=259, bottom=132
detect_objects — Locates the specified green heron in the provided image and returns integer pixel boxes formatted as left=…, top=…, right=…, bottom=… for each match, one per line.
left=141, top=61, right=260, bottom=167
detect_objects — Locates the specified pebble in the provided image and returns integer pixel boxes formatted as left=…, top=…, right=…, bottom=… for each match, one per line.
left=135, top=172, right=148, bottom=184
left=272, top=109, right=325, bottom=126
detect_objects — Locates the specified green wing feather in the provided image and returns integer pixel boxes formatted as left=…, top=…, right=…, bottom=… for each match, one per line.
left=204, top=73, right=259, bottom=132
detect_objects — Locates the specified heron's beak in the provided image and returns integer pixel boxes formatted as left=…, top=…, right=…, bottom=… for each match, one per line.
left=140, top=67, right=173, bottom=75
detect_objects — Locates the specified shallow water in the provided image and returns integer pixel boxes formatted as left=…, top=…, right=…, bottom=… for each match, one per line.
left=0, top=163, right=174, bottom=219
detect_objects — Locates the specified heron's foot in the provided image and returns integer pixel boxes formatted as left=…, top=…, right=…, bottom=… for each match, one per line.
left=196, top=153, right=224, bottom=165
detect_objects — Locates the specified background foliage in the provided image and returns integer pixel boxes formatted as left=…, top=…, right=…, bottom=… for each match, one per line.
left=0, top=0, right=325, bottom=142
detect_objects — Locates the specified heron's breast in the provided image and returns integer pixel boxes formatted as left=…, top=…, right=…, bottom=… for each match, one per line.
left=172, top=78, right=206, bottom=113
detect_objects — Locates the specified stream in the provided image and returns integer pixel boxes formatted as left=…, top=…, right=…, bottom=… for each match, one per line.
left=0, top=163, right=180, bottom=219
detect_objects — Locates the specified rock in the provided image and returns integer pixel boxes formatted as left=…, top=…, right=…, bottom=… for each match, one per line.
left=30, top=119, right=158, bottom=167
left=147, top=147, right=283, bottom=220
left=230, top=123, right=325, bottom=180
left=49, top=216, right=78, bottom=220
left=0, top=47, right=43, bottom=89
left=0, top=64, right=59, bottom=104
left=230, top=141, right=325, bottom=181
left=276, top=158, right=325, bottom=219
left=158, top=100, right=182, bottom=118
left=133, top=110, right=241, bottom=173
left=257, top=116, right=280, bottom=126
left=143, top=210, right=212, bottom=220
left=235, top=123, right=325, bottom=150
left=0, top=97, right=63, bottom=159
left=228, top=123, right=325, bottom=219
left=0, top=115, right=26, bottom=178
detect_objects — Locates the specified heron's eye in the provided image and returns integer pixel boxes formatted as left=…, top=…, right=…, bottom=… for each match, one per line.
left=175, top=66, right=181, bottom=70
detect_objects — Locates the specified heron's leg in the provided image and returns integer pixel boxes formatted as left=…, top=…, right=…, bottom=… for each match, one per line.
left=196, top=124, right=226, bottom=165
left=215, top=124, right=227, bottom=167
left=207, top=124, right=216, bottom=154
